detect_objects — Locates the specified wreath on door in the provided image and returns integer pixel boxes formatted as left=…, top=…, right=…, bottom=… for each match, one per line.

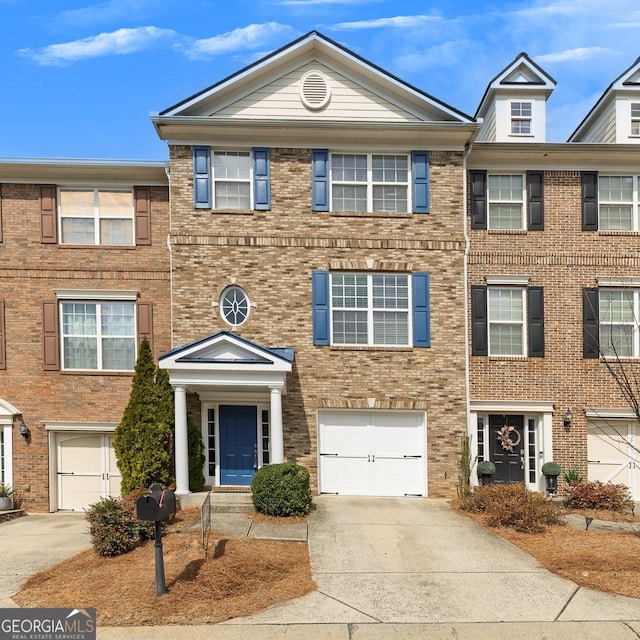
left=496, top=425, right=521, bottom=452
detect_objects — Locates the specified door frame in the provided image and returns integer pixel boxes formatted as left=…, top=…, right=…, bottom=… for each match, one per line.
left=201, top=401, right=269, bottom=487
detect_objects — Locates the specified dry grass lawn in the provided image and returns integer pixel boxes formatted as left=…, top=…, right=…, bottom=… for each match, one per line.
left=13, top=508, right=315, bottom=626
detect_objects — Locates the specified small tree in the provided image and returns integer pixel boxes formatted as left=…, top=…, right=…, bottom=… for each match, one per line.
left=114, top=340, right=174, bottom=494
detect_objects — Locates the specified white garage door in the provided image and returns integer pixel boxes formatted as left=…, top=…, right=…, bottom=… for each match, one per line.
left=587, top=422, right=640, bottom=500
left=318, top=410, right=426, bottom=497
left=56, top=433, right=121, bottom=511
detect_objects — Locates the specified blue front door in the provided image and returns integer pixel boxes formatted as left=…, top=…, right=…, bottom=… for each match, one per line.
left=219, top=405, right=258, bottom=485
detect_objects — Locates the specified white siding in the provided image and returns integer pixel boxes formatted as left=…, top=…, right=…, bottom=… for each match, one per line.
left=476, top=101, right=496, bottom=142
left=577, top=104, right=616, bottom=143
left=215, top=62, right=423, bottom=122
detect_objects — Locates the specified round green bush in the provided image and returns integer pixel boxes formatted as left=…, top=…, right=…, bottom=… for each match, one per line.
left=86, top=497, right=146, bottom=557
left=542, top=461, right=561, bottom=476
left=477, top=460, right=496, bottom=475
left=251, top=463, right=312, bottom=517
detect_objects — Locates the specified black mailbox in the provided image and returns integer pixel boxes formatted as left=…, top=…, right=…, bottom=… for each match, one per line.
left=136, top=487, right=176, bottom=522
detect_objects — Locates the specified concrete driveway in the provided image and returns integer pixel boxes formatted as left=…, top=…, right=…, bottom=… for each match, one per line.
left=0, top=513, right=90, bottom=605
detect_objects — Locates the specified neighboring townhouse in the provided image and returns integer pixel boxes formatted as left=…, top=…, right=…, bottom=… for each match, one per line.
left=0, top=160, right=170, bottom=511
left=468, top=54, right=640, bottom=498
left=155, top=31, right=477, bottom=499
left=2, top=31, right=640, bottom=512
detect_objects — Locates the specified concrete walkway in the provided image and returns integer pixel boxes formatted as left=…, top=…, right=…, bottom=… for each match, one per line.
left=3, top=498, right=640, bottom=639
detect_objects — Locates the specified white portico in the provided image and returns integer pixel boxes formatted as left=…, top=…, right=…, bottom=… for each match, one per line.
left=159, top=331, right=293, bottom=495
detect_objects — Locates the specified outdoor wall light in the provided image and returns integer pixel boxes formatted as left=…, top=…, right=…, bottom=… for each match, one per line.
left=563, top=407, right=573, bottom=429
left=18, top=419, right=30, bottom=439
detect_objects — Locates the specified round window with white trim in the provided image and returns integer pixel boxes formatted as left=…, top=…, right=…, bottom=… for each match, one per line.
left=220, top=286, right=250, bottom=327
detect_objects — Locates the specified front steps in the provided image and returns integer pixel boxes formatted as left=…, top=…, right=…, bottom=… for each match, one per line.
left=177, top=489, right=253, bottom=513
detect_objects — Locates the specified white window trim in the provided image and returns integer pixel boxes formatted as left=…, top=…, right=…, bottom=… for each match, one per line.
left=487, top=173, right=526, bottom=230
left=212, top=150, right=254, bottom=210
left=329, top=153, right=412, bottom=213
left=219, top=285, right=251, bottom=327
left=631, top=103, right=640, bottom=137
left=58, top=187, right=135, bottom=246
left=59, top=299, right=138, bottom=372
left=55, top=289, right=138, bottom=301
left=509, top=101, right=532, bottom=136
left=599, top=287, right=640, bottom=358
left=598, top=175, right=639, bottom=231
left=485, top=275, right=531, bottom=286
left=330, top=272, right=413, bottom=347
left=487, top=286, right=527, bottom=357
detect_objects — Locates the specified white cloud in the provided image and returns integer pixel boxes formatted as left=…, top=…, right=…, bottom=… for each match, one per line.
left=395, top=40, right=476, bottom=74
left=56, top=0, right=156, bottom=27
left=332, top=15, right=442, bottom=30
left=17, top=26, right=180, bottom=65
left=508, top=2, right=581, bottom=18
left=535, top=47, right=618, bottom=64
left=180, top=22, right=294, bottom=60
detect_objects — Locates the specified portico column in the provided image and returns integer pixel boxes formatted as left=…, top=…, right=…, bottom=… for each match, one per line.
left=269, top=386, right=284, bottom=464
left=174, top=385, right=190, bottom=495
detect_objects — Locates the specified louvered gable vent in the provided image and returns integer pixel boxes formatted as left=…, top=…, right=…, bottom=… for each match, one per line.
left=300, top=70, right=331, bottom=110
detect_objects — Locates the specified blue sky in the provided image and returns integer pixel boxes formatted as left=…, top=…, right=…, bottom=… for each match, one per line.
left=1, top=0, right=639, bottom=159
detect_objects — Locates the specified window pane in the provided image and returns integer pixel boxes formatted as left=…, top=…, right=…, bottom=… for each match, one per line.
left=372, top=155, right=408, bottom=182
left=64, top=337, right=98, bottom=369
left=221, top=286, right=250, bottom=325
left=488, top=175, right=523, bottom=201
left=511, top=119, right=531, bottom=135
left=213, top=152, right=250, bottom=180
left=373, top=311, right=408, bottom=345
left=511, top=102, right=531, bottom=117
left=63, top=303, right=97, bottom=336
left=332, top=154, right=367, bottom=182
left=61, top=218, right=95, bottom=244
left=100, top=219, right=133, bottom=245
left=488, top=204, right=523, bottom=229
left=489, top=324, right=523, bottom=356
left=372, top=186, right=407, bottom=212
left=215, top=182, right=251, bottom=209
left=600, top=325, right=634, bottom=357
left=332, top=273, right=368, bottom=308
left=600, top=205, right=633, bottom=230
left=372, top=275, right=409, bottom=310
left=599, top=176, right=633, bottom=202
left=98, top=191, right=132, bottom=217
left=333, top=185, right=367, bottom=211
left=332, top=310, right=368, bottom=344
left=101, top=303, right=135, bottom=336
left=488, top=289, right=523, bottom=322
left=60, top=190, right=94, bottom=216
left=102, top=337, right=136, bottom=370
left=600, top=290, right=634, bottom=323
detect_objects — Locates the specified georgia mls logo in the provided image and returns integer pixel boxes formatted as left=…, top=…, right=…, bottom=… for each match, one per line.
left=0, top=607, right=96, bottom=640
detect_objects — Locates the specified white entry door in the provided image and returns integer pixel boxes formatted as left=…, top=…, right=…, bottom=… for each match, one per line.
left=318, top=410, right=426, bottom=497
left=56, top=433, right=122, bottom=511
left=587, top=422, right=640, bottom=500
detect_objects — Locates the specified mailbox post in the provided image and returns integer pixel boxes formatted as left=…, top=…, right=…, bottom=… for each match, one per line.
left=136, top=483, right=176, bottom=596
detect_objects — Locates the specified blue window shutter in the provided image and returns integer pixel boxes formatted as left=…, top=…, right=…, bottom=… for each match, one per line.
left=193, top=146, right=211, bottom=209
left=312, top=270, right=330, bottom=345
left=312, top=149, right=329, bottom=211
left=412, top=151, right=430, bottom=214
left=412, top=272, right=430, bottom=347
left=253, top=147, right=270, bottom=210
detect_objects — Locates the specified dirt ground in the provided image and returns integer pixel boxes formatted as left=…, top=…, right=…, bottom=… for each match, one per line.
left=13, top=508, right=315, bottom=626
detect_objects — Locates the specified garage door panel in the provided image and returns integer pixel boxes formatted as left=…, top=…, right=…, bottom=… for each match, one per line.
left=58, top=434, right=103, bottom=473
left=320, top=422, right=369, bottom=456
left=320, top=456, right=370, bottom=495
left=373, top=458, right=424, bottom=496
left=59, top=475, right=103, bottom=512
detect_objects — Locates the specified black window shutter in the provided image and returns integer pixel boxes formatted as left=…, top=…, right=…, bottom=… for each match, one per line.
left=471, top=285, right=488, bottom=356
left=583, top=288, right=600, bottom=358
left=527, top=171, right=544, bottom=230
left=582, top=172, right=598, bottom=231
left=527, top=286, right=545, bottom=357
left=470, top=171, right=487, bottom=230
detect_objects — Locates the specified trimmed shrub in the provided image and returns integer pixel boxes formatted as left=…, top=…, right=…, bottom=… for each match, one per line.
left=457, top=483, right=563, bottom=533
left=251, top=463, right=312, bottom=517
left=565, top=480, right=633, bottom=512
left=86, top=497, right=149, bottom=557
left=477, top=460, right=496, bottom=475
left=541, top=461, right=561, bottom=476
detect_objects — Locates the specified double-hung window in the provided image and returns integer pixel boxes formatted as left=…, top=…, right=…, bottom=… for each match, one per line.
left=213, top=152, right=251, bottom=209
left=631, top=103, right=640, bottom=136
left=331, top=273, right=410, bottom=346
left=599, top=288, right=639, bottom=358
left=59, top=189, right=134, bottom=245
left=488, top=288, right=525, bottom=356
left=488, top=175, right=525, bottom=229
left=598, top=176, right=637, bottom=230
left=61, top=301, right=136, bottom=371
left=331, top=154, right=409, bottom=213
left=510, top=102, right=532, bottom=135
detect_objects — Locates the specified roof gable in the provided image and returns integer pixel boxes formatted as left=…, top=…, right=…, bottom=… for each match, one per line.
left=159, top=31, right=473, bottom=125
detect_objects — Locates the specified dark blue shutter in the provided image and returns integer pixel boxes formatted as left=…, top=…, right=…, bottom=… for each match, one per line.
left=527, top=287, right=544, bottom=357
left=471, top=171, right=487, bottom=229
left=312, top=270, right=330, bottom=345
left=253, top=148, right=270, bottom=210
left=193, top=146, right=211, bottom=209
left=312, top=149, right=329, bottom=211
left=582, top=172, right=598, bottom=231
left=471, top=286, right=488, bottom=356
left=412, top=151, right=430, bottom=214
left=583, top=288, right=600, bottom=358
left=412, top=273, right=430, bottom=347
left=527, top=171, right=544, bottom=230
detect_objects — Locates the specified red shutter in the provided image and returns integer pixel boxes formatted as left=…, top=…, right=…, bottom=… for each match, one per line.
left=43, top=301, right=60, bottom=370
left=137, top=302, right=153, bottom=354
left=0, top=300, right=6, bottom=370
left=134, top=186, right=151, bottom=246
left=41, top=185, right=58, bottom=243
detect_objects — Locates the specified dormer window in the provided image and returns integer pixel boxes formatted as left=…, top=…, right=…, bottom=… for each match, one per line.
left=631, top=103, right=640, bottom=136
left=510, top=102, right=532, bottom=135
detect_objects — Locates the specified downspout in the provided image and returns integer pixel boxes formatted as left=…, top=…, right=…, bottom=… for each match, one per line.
left=164, top=161, right=174, bottom=347
left=463, top=141, right=474, bottom=467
